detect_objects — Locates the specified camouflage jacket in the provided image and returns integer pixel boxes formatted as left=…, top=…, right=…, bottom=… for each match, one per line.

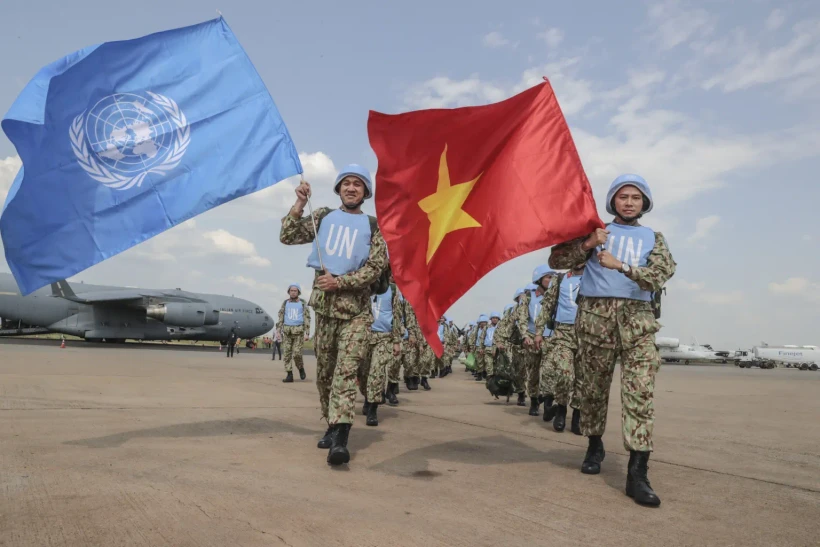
left=474, top=325, right=488, bottom=352
left=493, top=308, right=514, bottom=347
left=399, top=297, right=423, bottom=343
left=535, top=273, right=562, bottom=334
left=276, top=298, right=311, bottom=336
left=514, top=290, right=537, bottom=345
left=549, top=231, right=676, bottom=349
left=280, top=208, right=388, bottom=320
left=467, top=328, right=478, bottom=351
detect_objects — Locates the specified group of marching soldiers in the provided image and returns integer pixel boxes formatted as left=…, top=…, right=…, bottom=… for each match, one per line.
left=278, top=163, right=674, bottom=508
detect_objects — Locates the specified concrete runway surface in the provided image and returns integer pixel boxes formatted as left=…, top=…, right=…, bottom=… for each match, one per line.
left=1, top=344, right=818, bottom=547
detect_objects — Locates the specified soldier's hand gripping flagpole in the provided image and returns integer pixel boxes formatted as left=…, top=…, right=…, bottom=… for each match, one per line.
left=302, top=176, right=327, bottom=275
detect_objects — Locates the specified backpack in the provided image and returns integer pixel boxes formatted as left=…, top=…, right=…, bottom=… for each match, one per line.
left=486, top=350, right=516, bottom=401
left=314, top=207, right=391, bottom=295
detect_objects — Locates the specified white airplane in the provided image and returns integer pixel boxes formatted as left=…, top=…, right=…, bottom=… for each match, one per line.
left=658, top=337, right=730, bottom=365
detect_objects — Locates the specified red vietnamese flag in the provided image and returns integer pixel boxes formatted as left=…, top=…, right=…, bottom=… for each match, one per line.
left=367, top=80, right=602, bottom=356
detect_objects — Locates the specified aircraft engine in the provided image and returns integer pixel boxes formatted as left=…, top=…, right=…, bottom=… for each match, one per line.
left=146, top=303, right=219, bottom=327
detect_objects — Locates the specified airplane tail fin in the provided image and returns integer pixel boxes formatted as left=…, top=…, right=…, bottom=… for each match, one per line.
left=51, top=280, right=77, bottom=299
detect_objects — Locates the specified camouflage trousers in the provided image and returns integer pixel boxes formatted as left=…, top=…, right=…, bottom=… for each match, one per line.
left=512, top=346, right=526, bottom=393
left=576, top=297, right=662, bottom=452
left=315, top=312, right=371, bottom=426
left=281, top=325, right=305, bottom=373
left=388, top=339, right=406, bottom=384
left=358, top=332, right=393, bottom=404
left=419, top=344, right=435, bottom=377
left=538, top=337, right=557, bottom=397
left=542, top=324, right=581, bottom=408
left=402, top=340, right=419, bottom=379
left=523, top=344, right=541, bottom=399
left=484, top=346, right=496, bottom=375
left=474, top=348, right=487, bottom=374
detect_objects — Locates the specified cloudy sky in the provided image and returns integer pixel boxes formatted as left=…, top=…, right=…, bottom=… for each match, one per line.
left=2, top=0, right=819, bottom=350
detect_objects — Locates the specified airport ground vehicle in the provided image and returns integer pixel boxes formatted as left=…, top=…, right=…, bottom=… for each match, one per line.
left=734, top=346, right=818, bottom=371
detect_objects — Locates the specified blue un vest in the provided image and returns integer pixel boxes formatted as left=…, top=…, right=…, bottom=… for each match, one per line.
left=284, top=301, right=304, bottom=326
left=306, top=210, right=371, bottom=276
left=438, top=324, right=445, bottom=343
left=484, top=325, right=496, bottom=346
left=528, top=294, right=543, bottom=335
left=580, top=223, right=655, bottom=301
left=371, top=286, right=394, bottom=333
left=555, top=274, right=583, bottom=325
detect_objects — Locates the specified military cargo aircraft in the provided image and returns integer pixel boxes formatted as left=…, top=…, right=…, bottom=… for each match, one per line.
left=0, top=273, right=271, bottom=344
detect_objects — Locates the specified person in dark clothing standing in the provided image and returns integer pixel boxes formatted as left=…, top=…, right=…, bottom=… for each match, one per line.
left=272, top=329, right=283, bottom=360
left=227, top=329, right=238, bottom=358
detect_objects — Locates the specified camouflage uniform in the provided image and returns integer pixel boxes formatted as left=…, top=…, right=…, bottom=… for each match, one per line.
left=550, top=233, right=675, bottom=451
left=535, top=273, right=582, bottom=408
left=276, top=298, right=311, bottom=373
left=280, top=208, right=388, bottom=426
left=398, top=300, right=422, bottom=381
left=358, top=283, right=402, bottom=403
left=514, top=291, right=542, bottom=399
left=535, top=278, right=561, bottom=398
left=473, top=324, right=488, bottom=375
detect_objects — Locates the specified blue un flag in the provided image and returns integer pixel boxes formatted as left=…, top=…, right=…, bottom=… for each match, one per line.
left=1, top=17, right=302, bottom=295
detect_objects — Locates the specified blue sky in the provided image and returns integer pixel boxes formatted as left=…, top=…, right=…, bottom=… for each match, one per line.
left=2, top=0, right=819, bottom=349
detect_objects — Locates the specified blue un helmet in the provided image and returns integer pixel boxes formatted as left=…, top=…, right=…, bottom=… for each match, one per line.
left=490, top=310, right=501, bottom=320
left=288, top=283, right=301, bottom=295
left=478, top=314, right=489, bottom=323
left=606, top=174, right=653, bottom=215
left=514, top=288, right=525, bottom=301
left=532, top=264, right=554, bottom=285
left=525, top=283, right=538, bottom=292
left=334, top=164, right=373, bottom=200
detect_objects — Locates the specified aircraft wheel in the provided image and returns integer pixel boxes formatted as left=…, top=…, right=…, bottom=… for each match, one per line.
left=810, top=364, right=818, bottom=371
left=684, top=360, right=690, bottom=365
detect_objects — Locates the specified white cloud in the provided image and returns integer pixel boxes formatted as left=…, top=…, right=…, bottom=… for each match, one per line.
left=203, top=229, right=257, bottom=256
left=228, top=275, right=280, bottom=295
left=241, top=256, right=272, bottom=267
left=696, top=290, right=743, bottom=305
left=0, top=155, right=22, bottom=205
left=803, top=235, right=813, bottom=242
left=648, top=0, right=715, bottom=50
left=483, top=31, right=509, bottom=48
left=687, top=215, right=721, bottom=245
left=537, top=28, right=564, bottom=48
left=766, top=9, right=786, bottom=31
left=403, top=76, right=507, bottom=109
left=702, top=20, right=820, bottom=93
left=674, top=279, right=705, bottom=291
left=769, top=277, right=820, bottom=301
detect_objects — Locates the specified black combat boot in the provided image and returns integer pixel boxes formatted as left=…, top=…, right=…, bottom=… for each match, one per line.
left=421, top=377, right=432, bottom=391
left=553, top=404, right=567, bottom=432
left=430, top=369, right=438, bottom=379
left=317, top=425, right=334, bottom=449
left=327, top=424, right=351, bottom=466
left=410, top=377, right=420, bottom=391
left=366, top=403, right=379, bottom=426
left=542, top=394, right=556, bottom=421
left=405, top=377, right=412, bottom=390
left=570, top=408, right=582, bottom=435
left=626, top=451, right=661, bottom=507
left=528, top=397, right=540, bottom=416
left=282, top=371, right=294, bottom=383
left=385, top=384, right=399, bottom=406
left=517, top=392, right=526, bottom=406
left=581, top=435, right=605, bottom=475
left=475, top=371, right=484, bottom=381
left=362, top=400, right=371, bottom=416
left=298, top=367, right=307, bottom=381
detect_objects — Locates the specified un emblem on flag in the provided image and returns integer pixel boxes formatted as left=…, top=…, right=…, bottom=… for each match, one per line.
left=69, top=92, right=191, bottom=191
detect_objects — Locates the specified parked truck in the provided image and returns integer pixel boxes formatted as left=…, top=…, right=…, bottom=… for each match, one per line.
left=734, top=346, right=819, bottom=371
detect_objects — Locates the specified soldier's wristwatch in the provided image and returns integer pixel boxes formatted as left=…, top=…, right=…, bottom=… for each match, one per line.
left=621, top=263, right=631, bottom=274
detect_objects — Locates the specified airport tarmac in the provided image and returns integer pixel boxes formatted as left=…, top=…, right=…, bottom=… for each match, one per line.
left=1, top=344, right=818, bottom=547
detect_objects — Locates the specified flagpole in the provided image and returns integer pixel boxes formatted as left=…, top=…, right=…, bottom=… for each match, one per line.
left=302, top=175, right=326, bottom=274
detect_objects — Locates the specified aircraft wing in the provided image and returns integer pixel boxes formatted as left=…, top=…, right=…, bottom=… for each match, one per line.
left=50, top=280, right=207, bottom=307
